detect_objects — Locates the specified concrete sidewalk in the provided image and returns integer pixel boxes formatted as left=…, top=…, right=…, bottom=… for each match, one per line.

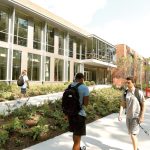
left=24, top=99, right=150, bottom=150
left=0, top=85, right=111, bottom=115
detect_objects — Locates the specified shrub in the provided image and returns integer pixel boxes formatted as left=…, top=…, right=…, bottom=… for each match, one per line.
left=84, top=81, right=90, bottom=86
left=0, top=129, right=9, bottom=146
left=90, top=81, right=95, bottom=85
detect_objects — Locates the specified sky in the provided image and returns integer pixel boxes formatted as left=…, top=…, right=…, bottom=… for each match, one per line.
left=30, top=0, right=150, bottom=58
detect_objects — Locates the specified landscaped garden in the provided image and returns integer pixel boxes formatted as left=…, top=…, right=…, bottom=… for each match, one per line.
left=0, top=82, right=122, bottom=150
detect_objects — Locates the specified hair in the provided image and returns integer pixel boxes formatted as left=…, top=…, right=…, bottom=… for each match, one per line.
left=22, top=69, right=27, bottom=74
left=75, top=73, right=84, bottom=80
left=126, top=76, right=135, bottom=83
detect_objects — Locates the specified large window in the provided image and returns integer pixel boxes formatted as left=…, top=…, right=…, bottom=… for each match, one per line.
left=69, top=35, right=73, bottom=57
left=12, top=50, right=21, bottom=80
left=46, top=25, right=54, bottom=53
left=81, top=43, right=85, bottom=59
left=45, top=56, right=50, bottom=81
left=58, top=31, right=64, bottom=55
left=14, top=14, right=28, bottom=46
left=68, top=61, right=70, bottom=81
left=28, top=53, right=41, bottom=81
left=54, top=59, right=63, bottom=81
left=74, top=63, right=80, bottom=76
left=76, top=40, right=80, bottom=59
left=33, top=21, right=41, bottom=50
left=0, top=47, right=7, bottom=80
left=0, top=9, right=9, bottom=42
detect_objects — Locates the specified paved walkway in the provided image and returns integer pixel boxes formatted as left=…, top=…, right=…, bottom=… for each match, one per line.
left=1, top=85, right=149, bottom=150
left=0, top=85, right=111, bottom=115
left=24, top=98, right=150, bottom=150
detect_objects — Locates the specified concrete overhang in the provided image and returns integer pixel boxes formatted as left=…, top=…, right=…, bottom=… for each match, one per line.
left=80, top=59, right=117, bottom=68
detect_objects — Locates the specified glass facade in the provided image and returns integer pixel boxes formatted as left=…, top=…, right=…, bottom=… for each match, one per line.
left=81, top=43, right=86, bottom=59
left=46, top=25, right=54, bottom=53
left=68, top=61, right=70, bottom=81
left=0, top=9, right=9, bottom=42
left=76, top=40, right=80, bottom=59
left=14, top=14, right=28, bottom=46
left=74, top=63, right=80, bottom=76
left=0, top=47, right=7, bottom=80
left=87, top=37, right=114, bottom=63
left=69, top=35, right=73, bottom=57
left=45, top=56, right=50, bottom=81
left=28, top=53, right=41, bottom=81
left=54, top=59, right=64, bottom=81
left=33, top=21, right=41, bottom=50
left=12, top=50, right=21, bottom=80
left=58, top=31, right=64, bottom=55
left=0, top=2, right=116, bottom=83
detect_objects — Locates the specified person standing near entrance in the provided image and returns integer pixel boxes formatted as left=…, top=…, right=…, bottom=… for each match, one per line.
left=20, top=69, right=29, bottom=98
left=63, top=73, right=89, bottom=150
left=118, top=77, right=145, bottom=150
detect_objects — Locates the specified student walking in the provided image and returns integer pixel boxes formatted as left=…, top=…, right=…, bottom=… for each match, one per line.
left=118, top=76, right=145, bottom=150
left=18, top=69, right=29, bottom=98
left=62, top=73, right=89, bottom=150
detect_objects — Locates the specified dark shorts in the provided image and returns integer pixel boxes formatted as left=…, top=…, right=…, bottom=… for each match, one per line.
left=68, top=115, right=86, bottom=136
left=21, top=88, right=26, bottom=94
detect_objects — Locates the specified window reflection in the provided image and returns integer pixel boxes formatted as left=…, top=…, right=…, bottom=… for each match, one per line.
left=46, top=25, right=54, bottom=53
left=28, top=53, right=41, bottom=81
left=0, top=9, right=8, bottom=42
left=58, top=31, right=64, bottom=55
left=54, top=59, right=63, bottom=81
left=0, top=47, right=7, bottom=80
left=45, top=57, right=50, bottom=81
left=14, top=15, right=28, bottom=46
left=12, top=50, right=21, bottom=80
left=33, top=22, right=41, bottom=50
left=69, top=35, right=73, bottom=57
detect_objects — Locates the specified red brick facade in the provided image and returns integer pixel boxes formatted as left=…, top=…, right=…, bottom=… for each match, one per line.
left=112, top=44, right=146, bottom=87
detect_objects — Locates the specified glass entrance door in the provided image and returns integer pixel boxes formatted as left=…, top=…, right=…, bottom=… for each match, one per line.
left=84, top=71, right=92, bottom=81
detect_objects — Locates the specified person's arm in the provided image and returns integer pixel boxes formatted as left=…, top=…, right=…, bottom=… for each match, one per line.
left=83, top=96, right=89, bottom=106
left=83, top=86, right=89, bottom=106
left=26, top=80, right=29, bottom=88
left=139, top=100, right=145, bottom=123
left=25, top=75, right=29, bottom=88
left=118, top=100, right=126, bottom=121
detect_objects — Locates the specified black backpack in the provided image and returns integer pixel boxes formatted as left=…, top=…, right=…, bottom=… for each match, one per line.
left=17, top=76, right=24, bottom=86
left=62, top=83, right=82, bottom=116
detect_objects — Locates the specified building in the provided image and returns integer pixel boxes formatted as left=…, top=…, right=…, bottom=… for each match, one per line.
left=0, top=0, right=116, bottom=84
left=113, top=44, right=146, bottom=88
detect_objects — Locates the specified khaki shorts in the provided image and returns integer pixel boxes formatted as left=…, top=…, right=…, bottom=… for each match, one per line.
left=126, top=118, right=140, bottom=135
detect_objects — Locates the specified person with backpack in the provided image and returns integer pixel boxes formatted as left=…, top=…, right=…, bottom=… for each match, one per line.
left=62, top=73, right=89, bottom=150
left=18, top=69, right=29, bottom=98
left=118, top=77, right=146, bottom=150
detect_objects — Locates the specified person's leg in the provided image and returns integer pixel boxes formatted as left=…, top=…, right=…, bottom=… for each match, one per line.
left=129, top=118, right=140, bottom=150
left=70, top=115, right=86, bottom=150
left=21, top=88, right=27, bottom=98
left=72, top=135, right=81, bottom=150
left=130, top=134, right=138, bottom=150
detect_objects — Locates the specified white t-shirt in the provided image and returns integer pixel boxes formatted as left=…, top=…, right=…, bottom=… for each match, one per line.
left=123, top=88, right=145, bottom=119
left=21, top=75, right=28, bottom=89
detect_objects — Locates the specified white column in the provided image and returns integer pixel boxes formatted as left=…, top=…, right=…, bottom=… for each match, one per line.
left=7, top=7, right=15, bottom=82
